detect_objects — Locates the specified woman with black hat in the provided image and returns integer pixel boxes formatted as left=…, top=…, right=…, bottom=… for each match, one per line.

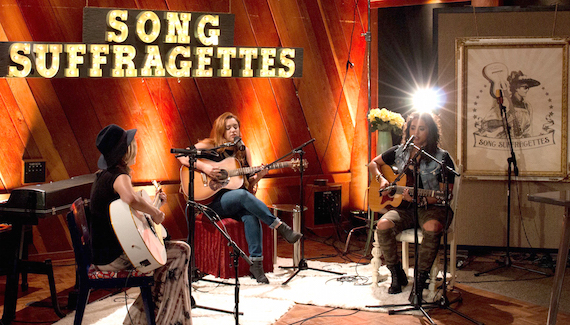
left=90, top=124, right=192, bottom=325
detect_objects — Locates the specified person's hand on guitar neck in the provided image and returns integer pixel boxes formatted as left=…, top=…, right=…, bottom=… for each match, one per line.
left=255, top=164, right=269, bottom=180
left=247, top=164, right=268, bottom=194
left=155, top=190, right=167, bottom=210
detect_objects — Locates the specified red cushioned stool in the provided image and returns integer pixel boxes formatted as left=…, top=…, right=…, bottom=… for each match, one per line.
left=194, top=213, right=274, bottom=279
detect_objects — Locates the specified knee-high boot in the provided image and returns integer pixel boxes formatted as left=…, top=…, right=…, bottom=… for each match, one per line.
left=386, top=263, right=409, bottom=294
left=418, top=229, right=442, bottom=274
left=409, top=229, right=442, bottom=299
left=377, top=228, right=407, bottom=294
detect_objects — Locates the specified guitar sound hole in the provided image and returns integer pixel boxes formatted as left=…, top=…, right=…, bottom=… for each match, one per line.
left=209, top=170, right=230, bottom=191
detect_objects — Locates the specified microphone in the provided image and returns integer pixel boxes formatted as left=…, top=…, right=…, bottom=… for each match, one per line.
left=233, top=136, right=245, bottom=151
left=402, top=135, right=415, bottom=151
left=170, top=146, right=219, bottom=157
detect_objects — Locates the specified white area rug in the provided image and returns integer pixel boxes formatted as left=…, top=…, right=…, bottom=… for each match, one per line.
left=55, top=258, right=429, bottom=325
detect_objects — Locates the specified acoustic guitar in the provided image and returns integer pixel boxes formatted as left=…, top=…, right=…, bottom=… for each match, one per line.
left=110, top=180, right=168, bottom=273
left=180, top=157, right=307, bottom=202
left=369, top=165, right=447, bottom=212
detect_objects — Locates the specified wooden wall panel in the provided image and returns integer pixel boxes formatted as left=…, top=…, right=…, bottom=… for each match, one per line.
left=0, top=82, right=28, bottom=190
left=167, top=78, right=212, bottom=145
left=269, top=0, right=351, bottom=173
left=27, top=79, right=91, bottom=178
left=52, top=79, right=106, bottom=173
left=0, top=0, right=370, bottom=260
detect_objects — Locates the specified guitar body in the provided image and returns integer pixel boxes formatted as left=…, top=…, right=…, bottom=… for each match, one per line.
left=180, top=157, right=307, bottom=203
left=368, top=165, right=448, bottom=212
left=110, top=190, right=167, bottom=273
left=368, top=165, right=405, bottom=212
left=180, top=157, right=244, bottom=202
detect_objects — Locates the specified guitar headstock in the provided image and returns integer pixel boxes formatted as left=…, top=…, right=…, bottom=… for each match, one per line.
left=290, top=158, right=309, bottom=172
left=152, top=180, right=162, bottom=193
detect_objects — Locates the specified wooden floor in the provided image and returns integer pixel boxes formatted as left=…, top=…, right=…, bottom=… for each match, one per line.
left=1, top=232, right=569, bottom=325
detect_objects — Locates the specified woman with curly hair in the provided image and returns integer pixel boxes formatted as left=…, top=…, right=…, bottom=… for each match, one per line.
left=368, top=111, right=456, bottom=296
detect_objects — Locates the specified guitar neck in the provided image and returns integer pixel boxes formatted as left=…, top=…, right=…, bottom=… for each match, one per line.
left=392, top=186, right=445, bottom=199
left=151, top=180, right=162, bottom=209
left=228, top=162, right=290, bottom=177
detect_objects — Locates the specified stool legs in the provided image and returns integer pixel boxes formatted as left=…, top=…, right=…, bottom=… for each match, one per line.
left=292, top=211, right=301, bottom=266
left=272, top=210, right=278, bottom=264
left=272, top=206, right=302, bottom=266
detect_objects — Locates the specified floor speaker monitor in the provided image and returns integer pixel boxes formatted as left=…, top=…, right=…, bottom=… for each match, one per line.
left=305, top=183, right=342, bottom=236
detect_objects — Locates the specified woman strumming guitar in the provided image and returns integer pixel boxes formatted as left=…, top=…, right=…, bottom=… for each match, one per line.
left=368, top=112, right=456, bottom=296
left=177, top=112, right=302, bottom=284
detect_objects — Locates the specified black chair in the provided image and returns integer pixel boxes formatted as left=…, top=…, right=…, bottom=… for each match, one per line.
left=66, top=197, right=156, bottom=325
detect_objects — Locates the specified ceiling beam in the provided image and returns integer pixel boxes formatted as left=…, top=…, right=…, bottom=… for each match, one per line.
left=370, top=0, right=468, bottom=9
left=370, top=0, right=502, bottom=9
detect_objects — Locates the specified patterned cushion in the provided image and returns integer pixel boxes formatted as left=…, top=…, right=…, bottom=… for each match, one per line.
left=87, top=265, right=153, bottom=279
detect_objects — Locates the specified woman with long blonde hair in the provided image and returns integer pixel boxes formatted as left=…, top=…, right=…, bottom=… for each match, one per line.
left=179, top=112, right=302, bottom=283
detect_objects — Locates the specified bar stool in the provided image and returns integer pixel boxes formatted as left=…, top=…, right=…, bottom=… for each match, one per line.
left=271, top=204, right=307, bottom=266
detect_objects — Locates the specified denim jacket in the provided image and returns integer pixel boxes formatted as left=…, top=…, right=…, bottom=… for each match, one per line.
left=394, top=145, right=446, bottom=191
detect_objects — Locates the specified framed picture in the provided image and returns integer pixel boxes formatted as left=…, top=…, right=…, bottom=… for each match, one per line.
left=456, top=37, right=568, bottom=179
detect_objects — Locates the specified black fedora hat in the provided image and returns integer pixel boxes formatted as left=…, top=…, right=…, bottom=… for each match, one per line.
left=96, top=124, right=137, bottom=170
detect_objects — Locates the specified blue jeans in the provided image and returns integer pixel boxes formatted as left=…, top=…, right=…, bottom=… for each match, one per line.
left=209, top=189, right=281, bottom=261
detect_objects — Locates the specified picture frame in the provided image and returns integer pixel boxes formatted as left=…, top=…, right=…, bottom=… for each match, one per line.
left=456, top=37, right=568, bottom=179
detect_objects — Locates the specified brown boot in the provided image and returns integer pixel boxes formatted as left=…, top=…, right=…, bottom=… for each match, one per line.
left=408, top=270, right=430, bottom=303
left=386, top=262, right=409, bottom=294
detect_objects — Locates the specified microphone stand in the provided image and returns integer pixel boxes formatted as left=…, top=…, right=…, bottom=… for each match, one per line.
left=194, top=204, right=250, bottom=324
left=278, top=138, right=345, bottom=285
left=170, top=147, right=244, bottom=318
left=419, top=147, right=482, bottom=325
left=474, top=94, right=548, bottom=277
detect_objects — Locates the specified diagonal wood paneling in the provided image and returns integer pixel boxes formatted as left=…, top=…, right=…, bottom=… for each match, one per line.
left=0, top=0, right=371, bottom=259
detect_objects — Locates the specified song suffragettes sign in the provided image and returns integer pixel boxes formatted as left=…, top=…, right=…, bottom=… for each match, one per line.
left=0, top=7, right=303, bottom=78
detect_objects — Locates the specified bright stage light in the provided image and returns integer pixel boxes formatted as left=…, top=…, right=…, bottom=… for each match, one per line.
left=411, top=88, right=443, bottom=114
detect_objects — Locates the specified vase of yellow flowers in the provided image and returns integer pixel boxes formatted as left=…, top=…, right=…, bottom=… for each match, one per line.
left=367, top=107, right=405, bottom=155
